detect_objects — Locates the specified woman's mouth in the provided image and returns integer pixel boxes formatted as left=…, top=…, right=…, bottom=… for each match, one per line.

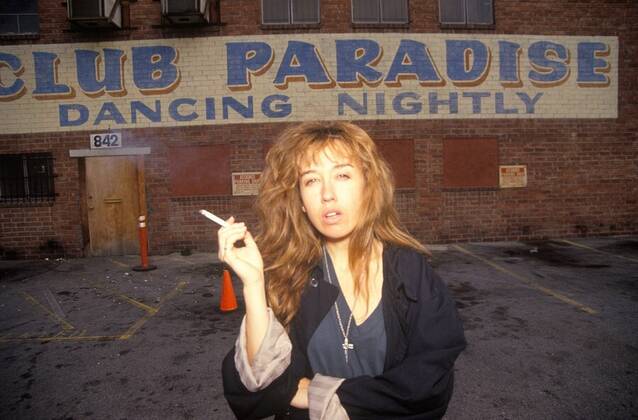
left=322, top=210, right=342, bottom=224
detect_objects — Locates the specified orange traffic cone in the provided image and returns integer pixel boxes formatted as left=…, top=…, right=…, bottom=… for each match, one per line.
left=220, top=269, right=238, bottom=312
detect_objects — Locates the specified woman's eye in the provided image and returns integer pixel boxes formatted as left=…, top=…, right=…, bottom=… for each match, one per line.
left=304, top=178, right=319, bottom=186
left=337, top=172, right=351, bottom=180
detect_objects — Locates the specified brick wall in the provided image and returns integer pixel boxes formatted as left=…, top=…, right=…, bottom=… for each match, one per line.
left=1, top=0, right=636, bottom=258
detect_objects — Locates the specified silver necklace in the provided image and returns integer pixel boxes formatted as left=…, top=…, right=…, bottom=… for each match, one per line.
left=322, top=246, right=356, bottom=363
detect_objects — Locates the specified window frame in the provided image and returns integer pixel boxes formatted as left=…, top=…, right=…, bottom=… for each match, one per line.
left=0, top=0, right=39, bottom=35
left=0, top=153, right=56, bottom=204
left=351, top=0, right=410, bottom=25
left=438, top=0, right=494, bottom=28
left=261, top=0, right=321, bottom=25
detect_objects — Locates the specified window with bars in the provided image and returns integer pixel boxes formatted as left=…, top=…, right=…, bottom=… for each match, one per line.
left=262, top=0, right=320, bottom=24
left=439, top=0, right=493, bottom=26
left=0, top=154, right=56, bottom=203
left=0, top=0, right=39, bottom=35
left=352, top=0, right=409, bottom=24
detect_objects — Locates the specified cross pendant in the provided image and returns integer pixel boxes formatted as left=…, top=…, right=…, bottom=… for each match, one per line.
left=342, top=338, right=354, bottom=363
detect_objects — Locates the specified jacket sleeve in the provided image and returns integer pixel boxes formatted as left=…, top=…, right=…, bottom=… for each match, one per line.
left=233, top=309, right=293, bottom=391
left=335, top=256, right=467, bottom=419
left=222, top=313, right=310, bottom=419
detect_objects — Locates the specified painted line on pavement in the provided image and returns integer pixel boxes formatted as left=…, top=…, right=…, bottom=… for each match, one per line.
left=1, top=282, right=187, bottom=344
left=91, top=283, right=158, bottom=314
left=119, top=280, right=188, bottom=340
left=452, top=245, right=598, bottom=315
left=20, top=292, right=75, bottom=330
left=558, top=239, right=638, bottom=263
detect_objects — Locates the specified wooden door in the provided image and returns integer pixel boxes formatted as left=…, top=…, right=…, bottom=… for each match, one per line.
left=85, top=156, right=140, bottom=256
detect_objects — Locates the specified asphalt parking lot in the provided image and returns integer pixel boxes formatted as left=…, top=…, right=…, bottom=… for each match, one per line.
left=1, top=235, right=637, bottom=419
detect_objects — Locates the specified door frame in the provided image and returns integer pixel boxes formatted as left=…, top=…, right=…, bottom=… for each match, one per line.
left=70, top=147, right=150, bottom=256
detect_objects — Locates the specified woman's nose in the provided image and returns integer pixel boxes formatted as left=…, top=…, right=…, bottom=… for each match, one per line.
left=321, top=181, right=335, bottom=202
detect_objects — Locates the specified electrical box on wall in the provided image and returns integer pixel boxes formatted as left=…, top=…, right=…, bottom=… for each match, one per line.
left=67, top=0, right=122, bottom=29
left=161, top=0, right=213, bottom=24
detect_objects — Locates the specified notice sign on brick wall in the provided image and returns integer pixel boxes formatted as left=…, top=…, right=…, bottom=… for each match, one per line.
left=499, top=165, right=528, bottom=188
left=0, top=33, right=618, bottom=134
left=232, top=172, right=261, bottom=196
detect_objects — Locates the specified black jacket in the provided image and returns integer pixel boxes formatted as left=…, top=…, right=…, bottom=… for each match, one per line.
left=222, top=245, right=467, bottom=419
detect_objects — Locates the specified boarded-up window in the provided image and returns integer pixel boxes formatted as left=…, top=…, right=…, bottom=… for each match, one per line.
left=443, top=138, right=498, bottom=188
left=376, top=139, right=415, bottom=189
left=169, top=145, right=231, bottom=196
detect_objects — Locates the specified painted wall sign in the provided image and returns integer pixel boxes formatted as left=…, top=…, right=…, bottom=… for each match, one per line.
left=232, top=172, right=261, bottom=196
left=0, top=34, right=618, bottom=134
left=499, top=165, right=527, bottom=188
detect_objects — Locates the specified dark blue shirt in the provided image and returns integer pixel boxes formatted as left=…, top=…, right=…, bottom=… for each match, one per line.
left=307, top=251, right=387, bottom=378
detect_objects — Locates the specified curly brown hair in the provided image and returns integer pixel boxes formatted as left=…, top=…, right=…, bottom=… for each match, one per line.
left=255, top=121, right=428, bottom=327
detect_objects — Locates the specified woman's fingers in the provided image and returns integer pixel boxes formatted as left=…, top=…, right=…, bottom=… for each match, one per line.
left=217, top=221, right=249, bottom=263
left=223, top=230, right=248, bottom=253
left=215, top=218, right=264, bottom=287
left=243, top=230, right=256, bottom=246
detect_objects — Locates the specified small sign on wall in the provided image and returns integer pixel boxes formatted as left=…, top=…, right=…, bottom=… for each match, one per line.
left=90, top=132, right=122, bottom=149
left=499, top=165, right=527, bottom=188
left=232, top=172, right=261, bottom=196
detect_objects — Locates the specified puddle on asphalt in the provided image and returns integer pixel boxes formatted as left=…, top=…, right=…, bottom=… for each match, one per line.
left=599, top=239, right=638, bottom=253
left=499, top=241, right=611, bottom=269
left=178, top=263, right=224, bottom=277
left=0, top=261, right=58, bottom=282
left=448, top=280, right=486, bottom=325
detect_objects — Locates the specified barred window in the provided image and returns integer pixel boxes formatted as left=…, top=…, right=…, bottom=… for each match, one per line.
left=352, top=0, right=408, bottom=24
left=439, top=0, right=493, bottom=26
left=0, top=0, right=39, bottom=35
left=262, top=0, right=320, bottom=24
left=0, top=154, right=56, bottom=203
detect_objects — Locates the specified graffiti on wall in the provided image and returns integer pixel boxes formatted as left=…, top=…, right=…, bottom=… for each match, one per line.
left=0, top=34, right=617, bottom=133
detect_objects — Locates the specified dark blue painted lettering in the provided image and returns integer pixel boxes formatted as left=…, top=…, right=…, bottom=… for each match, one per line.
left=516, top=92, right=543, bottom=113
left=59, top=104, right=88, bottom=127
left=222, top=96, right=254, bottom=119
left=495, top=93, right=518, bottom=114
left=94, top=102, right=126, bottom=125
left=75, top=49, right=125, bottom=95
left=132, top=46, right=180, bottom=93
left=335, top=39, right=382, bottom=85
left=428, top=92, right=458, bottom=114
left=0, top=53, right=25, bottom=99
left=262, top=94, right=291, bottom=118
left=393, top=92, right=422, bottom=115
left=33, top=52, right=72, bottom=96
left=463, top=92, right=490, bottom=114
left=130, top=100, right=161, bottom=123
left=169, top=98, right=198, bottom=121
left=226, top=42, right=273, bottom=88
left=337, top=93, right=368, bottom=115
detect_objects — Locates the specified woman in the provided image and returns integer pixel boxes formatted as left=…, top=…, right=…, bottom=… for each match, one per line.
left=219, top=121, right=466, bottom=419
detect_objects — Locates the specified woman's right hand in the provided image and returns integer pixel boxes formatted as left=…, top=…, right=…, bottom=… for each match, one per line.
left=217, top=217, right=264, bottom=289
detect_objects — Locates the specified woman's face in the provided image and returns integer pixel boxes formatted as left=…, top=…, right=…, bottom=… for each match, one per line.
left=298, top=145, right=365, bottom=245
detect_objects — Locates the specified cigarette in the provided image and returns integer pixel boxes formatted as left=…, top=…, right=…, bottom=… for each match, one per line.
left=199, top=209, right=229, bottom=227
